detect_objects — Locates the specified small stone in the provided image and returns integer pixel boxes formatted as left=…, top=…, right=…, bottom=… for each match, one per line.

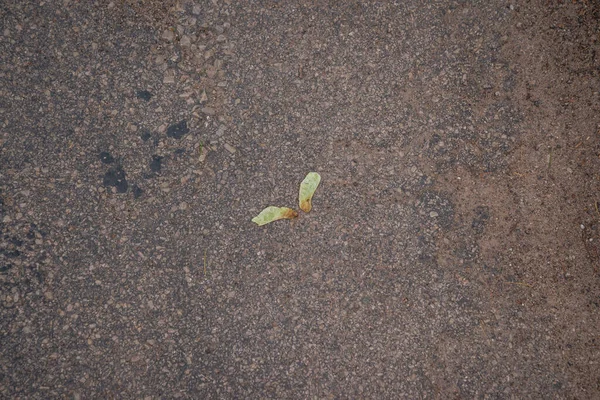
left=167, top=120, right=189, bottom=139
left=199, top=145, right=208, bottom=162
left=179, top=202, right=188, bottom=211
left=199, top=90, right=208, bottom=103
left=162, top=29, right=175, bottom=41
left=429, top=211, right=439, bottom=218
left=3, top=215, right=11, bottom=223
left=216, top=34, right=226, bottom=42
left=180, top=35, right=191, bottom=47
left=163, top=72, right=175, bottom=84
left=224, top=143, right=236, bottom=154
left=201, top=107, right=215, bottom=115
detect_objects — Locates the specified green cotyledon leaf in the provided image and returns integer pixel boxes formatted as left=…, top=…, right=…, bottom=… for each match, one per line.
left=299, top=172, right=321, bottom=213
left=252, top=206, right=298, bottom=226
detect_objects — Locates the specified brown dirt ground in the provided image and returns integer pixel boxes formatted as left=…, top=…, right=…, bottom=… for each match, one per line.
left=434, top=2, right=600, bottom=395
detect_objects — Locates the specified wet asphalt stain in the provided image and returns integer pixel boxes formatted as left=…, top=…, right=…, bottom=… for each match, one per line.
left=136, top=90, right=153, bottom=101
left=166, top=120, right=189, bottom=139
left=102, top=166, right=128, bottom=193
left=149, top=155, right=163, bottom=174
left=99, top=151, right=115, bottom=164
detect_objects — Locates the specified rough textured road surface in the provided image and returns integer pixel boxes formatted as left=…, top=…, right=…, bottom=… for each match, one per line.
left=2, top=0, right=600, bottom=398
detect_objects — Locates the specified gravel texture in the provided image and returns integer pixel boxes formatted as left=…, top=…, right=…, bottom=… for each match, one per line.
left=1, top=0, right=599, bottom=398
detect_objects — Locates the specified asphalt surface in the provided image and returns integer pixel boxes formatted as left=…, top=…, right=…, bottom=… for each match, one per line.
left=1, top=0, right=600, bottom=398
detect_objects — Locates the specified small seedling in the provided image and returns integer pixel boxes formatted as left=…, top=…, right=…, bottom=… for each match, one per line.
left=251, top=172, right=321, bottom=226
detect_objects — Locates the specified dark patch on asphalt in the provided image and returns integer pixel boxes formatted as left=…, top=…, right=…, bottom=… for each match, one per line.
left=26, top=224, right=37, bottom=240
left=418, top=191, right=455, bottom=230
left=0, top=264, right=13, bottom=273
left=150, top=155, right=163, bottom=173
left=140, top=130, right=152, bottom=142
left=454, top=242, right=480, bottom=264
left=482, top=263, right=501, bottom=276
left=136, top=90, right=153, bottom=101
left=472, top=206, right=490, bottom=235
left=166, top=120, right=189, bottom=139
left=99, top=151, right=115, bottom=164
left=132, top=184, right=144, bottom=199
left=1, top=249, right=21, bottom=258
left=102, top=166, right=128, bottom=193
